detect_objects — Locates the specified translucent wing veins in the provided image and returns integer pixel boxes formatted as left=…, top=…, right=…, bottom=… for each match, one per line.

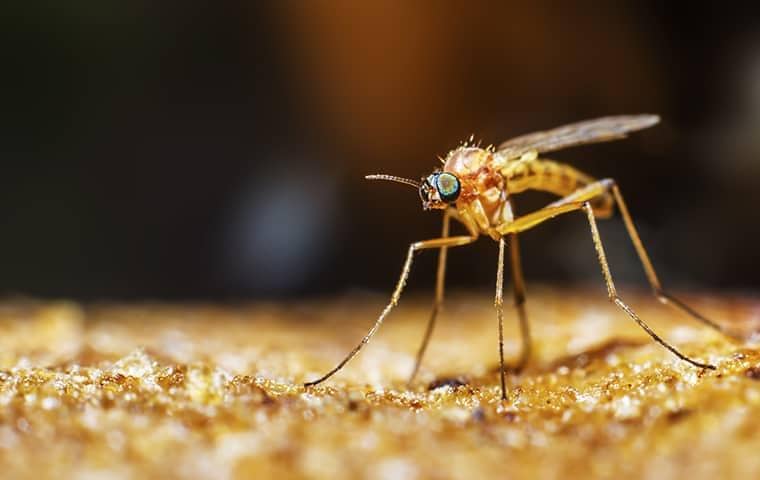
left=497, top=114, right=660, bottom=159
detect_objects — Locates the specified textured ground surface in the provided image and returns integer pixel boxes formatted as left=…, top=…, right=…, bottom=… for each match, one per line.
left=0, top=289, right=759, bottom=479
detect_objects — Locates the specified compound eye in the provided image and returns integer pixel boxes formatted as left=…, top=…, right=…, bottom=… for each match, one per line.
left=436, top=172, right=460, bottom=203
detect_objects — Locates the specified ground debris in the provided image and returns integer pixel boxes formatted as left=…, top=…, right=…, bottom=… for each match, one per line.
left=0, top=291, right=757, bottom=479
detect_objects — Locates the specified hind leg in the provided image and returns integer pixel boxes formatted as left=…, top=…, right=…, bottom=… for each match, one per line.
left=498, top=184, right=717, bottom=370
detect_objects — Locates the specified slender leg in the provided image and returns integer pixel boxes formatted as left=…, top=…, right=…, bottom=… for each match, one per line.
left=609, top=182, right=737, bottom=339
left=497, top=202, right=587, bottom=235
left=579, top=201, right=715, bottom=369
left=495, top=237, right=508, bottom=400
left=304, top=234, right=476, bottom=387
left=508, top=233, right=531, bottom=373
left=519, top=178, right=733, bottom=339
left=408, top=210, right=451, bottom=386
left=499, top=194, right=716, bottom=370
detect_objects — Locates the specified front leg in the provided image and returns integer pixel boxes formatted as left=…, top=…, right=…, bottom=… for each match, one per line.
left=304, top=233, right=476, bottom=387
left=408, top=210, right=451, bottom=386
left=495, top=237, right=508, bottom=400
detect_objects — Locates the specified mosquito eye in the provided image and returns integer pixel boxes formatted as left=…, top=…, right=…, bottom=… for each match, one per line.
left=436, top=172, right=460, bottom=202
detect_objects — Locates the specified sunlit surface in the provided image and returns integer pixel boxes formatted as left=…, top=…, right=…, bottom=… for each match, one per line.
left=0, top=290, right=758, bottom=479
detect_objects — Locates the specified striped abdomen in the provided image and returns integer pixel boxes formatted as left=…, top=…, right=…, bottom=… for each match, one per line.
left=501, top=158, right=595, bottom=198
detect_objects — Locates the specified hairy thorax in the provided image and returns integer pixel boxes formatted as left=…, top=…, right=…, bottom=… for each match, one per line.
left=443, top=147, right=512, bottom=238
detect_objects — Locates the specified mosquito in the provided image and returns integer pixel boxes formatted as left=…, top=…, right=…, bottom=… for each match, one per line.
left=304, top=114, right=732, bottom=400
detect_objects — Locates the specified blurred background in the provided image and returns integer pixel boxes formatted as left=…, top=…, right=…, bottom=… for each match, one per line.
left=1, top=1, right=759, bottom=300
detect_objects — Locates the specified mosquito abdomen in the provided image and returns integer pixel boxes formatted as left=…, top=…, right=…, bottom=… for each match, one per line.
left=503, top=158, right=592, bottom=196
left=502, top=158, right=613, bottom=215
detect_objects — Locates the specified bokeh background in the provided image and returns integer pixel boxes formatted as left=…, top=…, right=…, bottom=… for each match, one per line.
left=1, top=1, right=759, bottom=300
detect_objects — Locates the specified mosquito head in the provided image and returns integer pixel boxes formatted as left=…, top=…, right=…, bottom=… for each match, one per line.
left=364, top=171, right=462, bottom=210
left=365, top=172, right=461, bottom=210
left=419, top=171, right=461, bottom=210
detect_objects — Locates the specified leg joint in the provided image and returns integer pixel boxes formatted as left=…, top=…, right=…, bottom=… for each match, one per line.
left=655, top=290, right=669, bottom=304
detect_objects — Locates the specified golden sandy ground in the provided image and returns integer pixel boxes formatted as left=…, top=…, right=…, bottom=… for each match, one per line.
left=0, top=289, right=759, bottom=479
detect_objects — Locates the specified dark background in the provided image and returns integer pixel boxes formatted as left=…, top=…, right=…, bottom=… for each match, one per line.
left=1, top=2, right=759, bottom=300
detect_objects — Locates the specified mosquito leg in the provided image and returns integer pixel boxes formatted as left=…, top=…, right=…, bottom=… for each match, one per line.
left=304, top=234, right=476, bottom=387
left=501, top=198, right=716, bottom=370
left=408, top=211, right=451, bottom=386
left=544, top=179, right=734, bottom=339
left=608, top=181, right=739, bottom=340
left=508, top=233, right=531, bottom=373
left=580, top=201, right=716, bottom=370
left=495, top=236, right=508, bottom=400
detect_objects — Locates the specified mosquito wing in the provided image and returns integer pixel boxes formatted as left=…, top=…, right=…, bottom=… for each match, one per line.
left=497, top=114, right=660, bottom=159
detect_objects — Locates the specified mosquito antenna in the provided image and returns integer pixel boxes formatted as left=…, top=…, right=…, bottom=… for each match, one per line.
left=365, top=174, right=422, bottom=189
